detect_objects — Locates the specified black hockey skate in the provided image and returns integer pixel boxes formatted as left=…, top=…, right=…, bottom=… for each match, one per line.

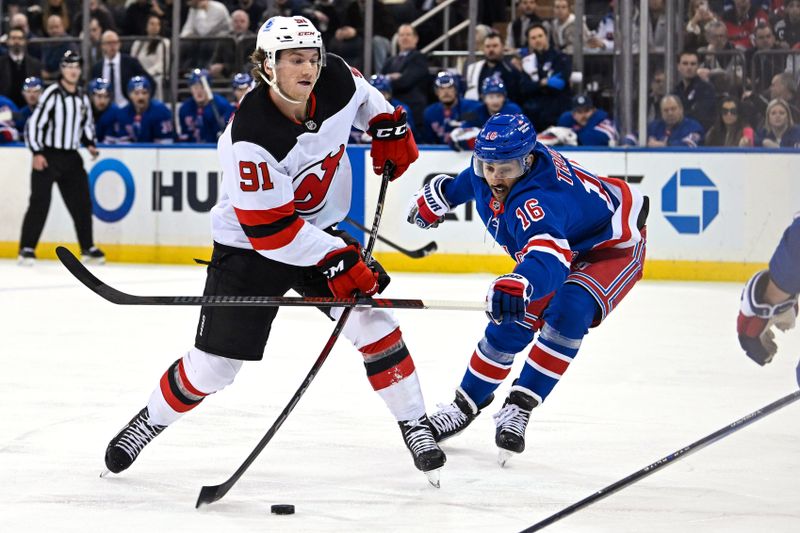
left=81, top=246, right=106, bottom=265
left=398, top=415, right=446, bottom=487
left=429, top=390, right=494, bottom=443
left=17, top=247, right=35, bottom=267
left=493, top=389, right=539, bottom=467
left=103, top=407, right=165, bottom=475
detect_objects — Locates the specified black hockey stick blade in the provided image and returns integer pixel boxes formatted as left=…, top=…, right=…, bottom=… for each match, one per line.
left=519, top=389, right=800, bottom=532
left=344, top=216, right=437, bottom=258
left=55, top=246, right=481, bottom=311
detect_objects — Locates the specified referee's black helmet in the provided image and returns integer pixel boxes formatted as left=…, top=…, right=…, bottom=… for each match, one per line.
left=60, top=50, right=82, bottom=67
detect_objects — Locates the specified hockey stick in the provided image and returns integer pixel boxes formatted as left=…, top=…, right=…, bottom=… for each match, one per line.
left=195, top=162, right=395, bottom=507
left=343, top=216, right=437, bottom=259
left=519, top=389, right=800, bottom=532
left=54, top=247, right=480, bottom=311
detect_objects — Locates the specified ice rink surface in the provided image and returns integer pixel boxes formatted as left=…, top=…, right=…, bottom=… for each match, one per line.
left=2, top=259, right=799, bottom=533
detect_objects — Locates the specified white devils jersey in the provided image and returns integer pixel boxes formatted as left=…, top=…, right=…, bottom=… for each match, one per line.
left=212, top=54, right=393, bottom=266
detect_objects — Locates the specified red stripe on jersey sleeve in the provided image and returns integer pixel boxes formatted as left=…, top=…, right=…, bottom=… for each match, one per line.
left=520, top=238, right=573, bottom=263
left=234, top=201, right=295, bottom=226
left=247, top=217, right=305, bottom=250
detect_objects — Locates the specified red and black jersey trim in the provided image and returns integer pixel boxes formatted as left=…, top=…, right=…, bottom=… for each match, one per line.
left=234, top=201, right=305, bottom=251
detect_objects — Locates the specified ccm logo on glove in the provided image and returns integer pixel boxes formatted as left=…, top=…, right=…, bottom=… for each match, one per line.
left=368, top=106, right=418, bottom=179
left=317, top=245, right=379, bottom=298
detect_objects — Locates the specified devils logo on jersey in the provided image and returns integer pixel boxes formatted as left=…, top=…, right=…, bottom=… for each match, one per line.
left=293, top=144, right=345, bottom=215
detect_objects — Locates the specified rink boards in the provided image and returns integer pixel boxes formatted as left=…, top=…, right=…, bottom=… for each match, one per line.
left=1, top=144, right=797, bottom=281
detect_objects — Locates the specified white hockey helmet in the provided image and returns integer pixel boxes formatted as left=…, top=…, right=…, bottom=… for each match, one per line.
left=256, top=16, right=326, bottom=70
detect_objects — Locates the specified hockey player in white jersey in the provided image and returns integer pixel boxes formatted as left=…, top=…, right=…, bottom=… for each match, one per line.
left=103, top=16, right=445, bottom=485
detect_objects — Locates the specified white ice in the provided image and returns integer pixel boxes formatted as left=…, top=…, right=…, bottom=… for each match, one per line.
left=2, top=259, right=799, bottom=533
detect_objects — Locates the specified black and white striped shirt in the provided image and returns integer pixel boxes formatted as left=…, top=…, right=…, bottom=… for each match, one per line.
left=26, top=82, right=95, bottom=153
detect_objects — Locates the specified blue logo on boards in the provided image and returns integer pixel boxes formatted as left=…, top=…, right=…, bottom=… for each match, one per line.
left=661, top=168, right=718, bottom=234
left=88, top=159, right=135, bottom=222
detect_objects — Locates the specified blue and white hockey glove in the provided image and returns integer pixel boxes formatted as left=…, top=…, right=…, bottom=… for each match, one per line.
left=407, top=174, right=452, bottom=229
left=737, top=270, right=798, bottom=365
left=486, top=273, right=533, bottom=325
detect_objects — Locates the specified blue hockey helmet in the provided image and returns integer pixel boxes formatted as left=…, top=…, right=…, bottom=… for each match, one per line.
left=369, top=74, right=392, bottom=94
left=88, top=77, right=110, bottom=95
left=232, top=72, right=253, bottom=89
left=473, top=114, right=537, bottom=179
left=187, top=68, right=209, bottom=86
left=433, top=71, right=459, bottom=89
left=480, top=76, right=507, bottom=97
left=127, top=75, right=151, bottom=94
left=23, top=76, right=43, bottom=92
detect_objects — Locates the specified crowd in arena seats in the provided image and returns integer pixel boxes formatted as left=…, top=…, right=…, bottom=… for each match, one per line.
left=2, top=0, right=800, bottom=148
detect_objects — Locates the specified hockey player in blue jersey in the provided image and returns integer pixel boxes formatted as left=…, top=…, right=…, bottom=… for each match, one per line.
left=737, top=216, right=800, bottom=386
left=89, top=78, right=123, bottom=143
left=118, top=76, right=174, bottom=144
left=231, top=72, right=253, bottom=107
left=556, top=94, right=619, bottom=146
left=178, top=68, right=234, bottom=143
left=421, top=71, right=481, bottom=145
left=407, top=113, right=648, bottom=464
left=14, top=76, right=42, bottom=133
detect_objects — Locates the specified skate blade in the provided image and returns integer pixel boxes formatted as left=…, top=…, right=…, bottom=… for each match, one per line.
left=82, top=257, right=106, bottom=265
left=99, top=469, right=111, bottom=478
left=497, top=448, right=518, bottom=467
left=17, top=258, right=34, bottom=267
left=424, top=467, right=442, bottom=488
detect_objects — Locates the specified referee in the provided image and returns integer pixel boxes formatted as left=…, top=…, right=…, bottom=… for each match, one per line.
left=18, top=50, right=105, bottom=266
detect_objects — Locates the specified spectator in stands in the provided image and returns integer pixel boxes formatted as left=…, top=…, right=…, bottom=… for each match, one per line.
left=705, top=95, right=755, bottom=145
left=326, top=0, right=394, bottom=73
left=775, top=0, right=800, bottom=48
left=506, top=0, right=544, bottom=50
left=422, top=71, right=480, bottom=145
left=88, top=77, right=122, bottom=143
left=14, top=76, right=43, bottom=132
left=518, top=23, right=571, bottom=132
left=465, top=31, right=521, bottom=102
left=36, top=0, right=71, bottom=36
left=41, top=14, right=77, bottom=80
left=755, top=97, right=800, bottom=146
left=647, top=95, right=705, bottom=146
left=87, top=17, right=106, bottom=65
left=770, top=72, right=800, bottom=120
left=674, top=50, right=718, bottom=130
left=645, top=0, right=668, bottom=52
left=71, top=0, right=116, bottom=37
left=686, top=0, right=721, bottom=50
left=91, top=30, right=153, bottom=108
left=724, top=0, right=768, bottom=49
left=647, top=67, right=667, bottom=121
left=749, top=23, right=786, bottom=92
left=235, top=0, right=264, bottom=33
left=368, top=73, right=418, bottom=140
left=550, top=0, right=592, bottom=54
left=130, top=15, right=170, bottom=101
left=230, top=71, right=253, bottom=106
left=178, top=67, right=234, bottom=143
left=0, top=27, right=43, bottom=109
left=698, top=19, right=742, bottom=88
left=380, top=24, right=428, bottom=131
left=123, top=0, right=159, bottom=36
left=208, top=9, right=254, bottom=78
left=0, top=95, right=21, bottom=143
left=118, top=76, right=175, bottom=143
left=180, top=0, right=232, bottom=69
left=556, top=94, right=619, bottom=146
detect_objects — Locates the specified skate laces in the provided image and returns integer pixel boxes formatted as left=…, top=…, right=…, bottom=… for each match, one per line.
left=115, top=413, right=164, bottom=459
left=402, top=417, right=438, bottom=455
left=493, top=404, right=530, bottom=437
left=429, top=402, right=468, bottom=434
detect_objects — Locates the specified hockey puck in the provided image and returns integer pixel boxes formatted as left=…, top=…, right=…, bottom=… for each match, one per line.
left=270, top=504, right=295, bottom=515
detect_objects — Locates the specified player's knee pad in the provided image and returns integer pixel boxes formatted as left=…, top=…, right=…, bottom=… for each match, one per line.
left=341, top=307, right=400, bottom=351
left=183, top=347, right=243, bottom=394
left=484, top=319, right=536, bottom=354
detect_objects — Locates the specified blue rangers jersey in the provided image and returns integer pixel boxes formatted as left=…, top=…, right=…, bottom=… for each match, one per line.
left=94, top=103, right=123, bottom=143
left=441, top=143, right=645, bottom=299
left=422, top=98, right=481, bottom=144
left=769, top=215, right=800, bottom=294
left=118, top=99, right=174, bottom=143
left=179, top=93, right=234, bottom=143
left=647, top=117, right=704, bottom=147
left=15, top=105, right=34, bottom=133
left=556, top=108, right=618, bottom=146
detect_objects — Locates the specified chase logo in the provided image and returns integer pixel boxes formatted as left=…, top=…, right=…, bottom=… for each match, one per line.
left=661, top=168, right=718, bottom=234
left=88, top=158, right=136, bottom=223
